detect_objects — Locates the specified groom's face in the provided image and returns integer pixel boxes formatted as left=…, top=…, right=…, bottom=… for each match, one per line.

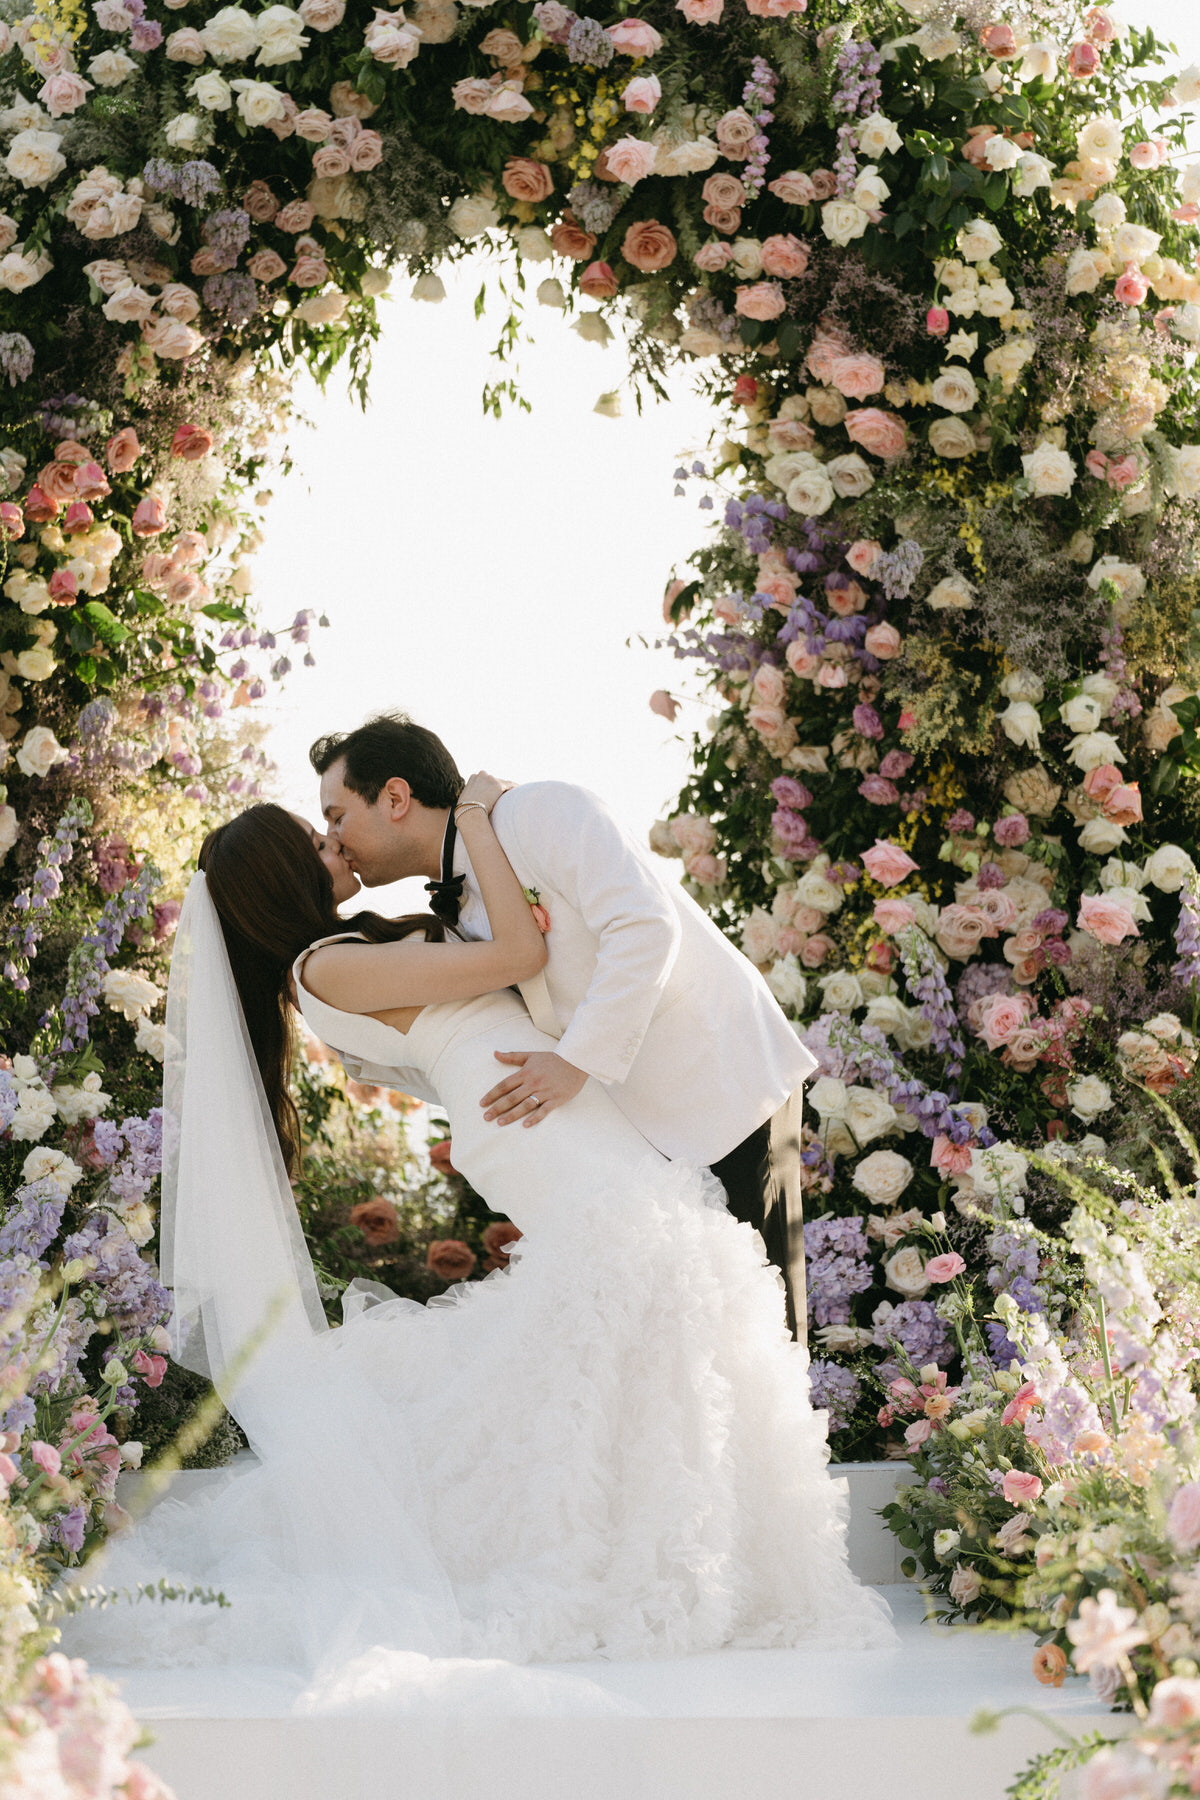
left=320, top=758, right=410, bottom=886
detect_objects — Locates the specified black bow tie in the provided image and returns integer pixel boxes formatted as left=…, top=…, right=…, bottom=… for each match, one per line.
left=425, top=813, right=465, bottom=926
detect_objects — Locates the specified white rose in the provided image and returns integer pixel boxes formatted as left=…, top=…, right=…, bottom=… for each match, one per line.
left=915, top=22, right=959, bottom=58
left=411, top=271, right=445, bottom=302
left=1067, top=730, right=1125, bottom=773
left=843, top=1085, right=898, bottom=1146
left=1064, top=247, right=1104, bottom=295
left=983, top=135, right=1021, bottom=171
left=1087, top=557, right=1144, bottom=606
left=654, top=136, right=718, bottom=177
left=536, top=277, right=565, bottom=309
left=1001, top=669, right=1044, bottom=703
left=1021, top=443, right=1076, bottom=497
left=998, top=701, right=1042, bottom=751
left=884, top=1246, right=929, bottom=1298
left=88, top=49, right=137, bottom=86
left=11, top=1088, right=57, bottom=1142
left=52, top=1079, right=111, bottom=1123
left=193, top=70, right=233, bottom=108
left=819, top=971, right=865, bottom=1013
left=1166, top=445, right=1200, bottom=502
left=808, top=1076, right=847, bottom=1118
left=931, top=366, right=978, bottom=413
left=793, top=870, right=843, bottom=913
left=858, top=112, right=902, bottom=158
left=229, top=79, right=286, bottom=126
left=864, top=994, right=907, bottom=1038
left=135, top=1015, right=167, bottom=1061
left=293, top=290, right=349, bottom=324
left=928, top=416, right=977, bottom=458
left=1066, top=1075, right=1113, bottom=1123
left=22, top=1147, right=83, bottom=1192
left=1018, top=41, right=1058, bottom=81
left=730, top=237, right=763, bottom=279
left=852, top=165, right=890, bottom=211
left=1145, top=844, right=1196, bottom=893
left=1112, top=222, right=1161, bottom=265
left=449, top=194, right=499, bottom=239
left=102, top=968, right=161, bottom=1022
left=0, top=804, right=18, bottom=864
left=254, top=3, right=309, bottom=65
left=957, top=218, right=1002, bottom=262
left=1078, top=115, right=1123, bottom=162
left=15, top=724, right=67, bottom=777
left=1080, top=672, right=1119, bottom=715
left=968, top=1142, right=1029, bottom=1205
left=1091, top=191, right=1126, bottom=229
left=816, top=1324, right=874, bottom=1353
left=826, top=453, right=875, bottom=499
left=199, top=4, right=259, bottom=60
left=1078, top=817, right=1127, bottom=855
left=765, top=955, right=807, bottom=1012
left=786, top=466, right=836, bottom=516
left=852, top=1148, right=914, bottom=1206
left=926, top=574, right=976, bottom=611
left=976, top=279, right=1014, bottom=318
left=5, top=128, right=66, bottom=189
left=1059, top=692, right=1103, bottom=733
left=514, top=225, right=553, bottom=262
left=164, top=112, right=202, bottom=148
left=821, top=199, right=870, bottom=247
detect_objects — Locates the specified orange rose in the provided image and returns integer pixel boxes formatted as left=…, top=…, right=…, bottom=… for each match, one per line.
left=105, top=427, right=141, bottom=474
left=349, top=1198, right=402, bottom=1246
left=501, top=157, right=553, bottom=203
left=622, top=219, right=677, bottom=273
left=37, top=459, right=84, bottom=504
left=580, top=260, right=618, bottom=298
left=426, top=1239, right=477, bottom=1280
left=550, top=213, right=597, bottom=261
left=482, top=1220, right=523, bottom=1270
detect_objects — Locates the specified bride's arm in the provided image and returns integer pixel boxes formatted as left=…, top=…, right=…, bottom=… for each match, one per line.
left=301, top=776, right=546, bottom=1015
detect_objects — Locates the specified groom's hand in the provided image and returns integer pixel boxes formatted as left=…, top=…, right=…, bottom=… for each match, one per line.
left=481, top=1052, right=587, bottom=1126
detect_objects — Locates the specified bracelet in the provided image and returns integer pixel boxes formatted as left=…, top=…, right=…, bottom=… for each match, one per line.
left=454, top=800, right=490, bottom=820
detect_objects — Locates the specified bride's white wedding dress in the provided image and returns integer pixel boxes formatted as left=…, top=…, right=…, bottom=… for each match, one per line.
left=63, top=889, right=892, bottom=1693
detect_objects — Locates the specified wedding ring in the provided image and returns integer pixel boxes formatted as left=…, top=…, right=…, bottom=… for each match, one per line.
left=529, top=1096, right=541, bottom=1109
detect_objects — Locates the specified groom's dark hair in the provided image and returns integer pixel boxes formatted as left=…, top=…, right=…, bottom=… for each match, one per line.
left=309, top=713, right=463, bottom=809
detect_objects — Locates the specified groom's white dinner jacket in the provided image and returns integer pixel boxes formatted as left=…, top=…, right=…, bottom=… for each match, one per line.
left=342, top=781, right=816, bottom=1166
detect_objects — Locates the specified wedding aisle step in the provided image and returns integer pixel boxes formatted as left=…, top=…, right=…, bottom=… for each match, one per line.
left=104, top=1585, right=1122, bottom=1800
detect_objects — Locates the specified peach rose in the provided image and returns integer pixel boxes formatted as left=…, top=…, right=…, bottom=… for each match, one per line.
left=702, top=172, right=746, bottom=210
left=829, top=353, right=886, bottom=400
left=105, top=427, right=140, bottom=474
left=760, top=233, right=808, bottom=278
left=847, top=539, right=882, bottom=577
left=747, top=701, right=786, bottom=736
left=693, top=241, right=734, bottom=271
left=676, top=0, right=723, bottom=19
left=715, top=107, right=756, bottom=157
left=451, top=77, right=493, bottom=114
left=550, top=213, right=597, bottom=260
left=607, top=17, right=662, bottom=54
left=1077, top=893, right=1139, bottom=944
left=276, top=200, right=316, bottom=233
left=785, top=643, right=821, bottom=679
left=935, top=904, right=990, bottom=960
left=131, top=496, right=167, bottom=536
left=243, top=180, right=280, bottom=222
left=826, top=579, right=867, bottom=617
left=809, top=170, right=838, bottom=200
left=862, top=840, right=919, bottom=886
left=864, top=622, right=902, bottom=659
left=973, top=991, right=1035, bottom=1051
left=622, top=219, right=677, bottom=272
left=703, top=204, right=741, bottom=235
left=800, top=933, right=834, bottom=967
left=735, top=281, right=785, bottom=321
left=171, top=422, right=213, bottom=461
left=480, top=27, right=524, bottom=62
left=502, top=157, right=553, bottom=203
left=845, top=408, right=907, bottom=459
left=605, top=137, right=657, bottom=184
left=426, top=1238, right=477, bottom=1280
left=1004, top=1026, right=1047, bottom=1071
left=752, top=664, right=787, bottom=707
left=38, top=460, right=84, bottom=505
left=930, top=1134, right=972, bottom=1175
left=312, top=144, right=351, bottom=179
left=1001, top=1469, right=1043, bottom=1505
left=580, top=260, right=618, bottom=298
left=622, top=75, right=661, bottom=114
left=481, top=1219, right=522, bottom=1270
left=350, top=1198, right=401, bottom=1246
left=248, top=248, right=287, bottom=282
left=768, top=171, right=816, bottom=205
left=1103, top=782, right=1142, bottom=826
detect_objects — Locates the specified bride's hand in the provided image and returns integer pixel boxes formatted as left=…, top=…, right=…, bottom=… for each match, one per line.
left=457, top=772, right=511, bottom=816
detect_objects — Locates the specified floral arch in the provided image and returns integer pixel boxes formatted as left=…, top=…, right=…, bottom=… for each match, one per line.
left=3, top=0, right=1200, bottom=1785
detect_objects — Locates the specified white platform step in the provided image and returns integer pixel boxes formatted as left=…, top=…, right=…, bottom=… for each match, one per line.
left=99, top=1460, right=1120, bottom=1800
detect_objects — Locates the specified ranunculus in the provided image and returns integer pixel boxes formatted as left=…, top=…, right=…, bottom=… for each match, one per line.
left=622, top=220, right=676, bottom=273
left=845, top=408, right=906, bottom=459
left=862, top=840, right=919, bottom=886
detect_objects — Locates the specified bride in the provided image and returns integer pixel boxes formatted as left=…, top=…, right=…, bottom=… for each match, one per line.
left=64, top=775, right=892, bottom=1684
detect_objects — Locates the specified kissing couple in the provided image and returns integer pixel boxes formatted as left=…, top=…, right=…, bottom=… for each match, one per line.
left=66, top=715, right=893, bottom=1690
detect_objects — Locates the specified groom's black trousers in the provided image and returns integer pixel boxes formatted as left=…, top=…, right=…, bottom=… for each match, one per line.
left=709, top=1089, right=807, bottom=1341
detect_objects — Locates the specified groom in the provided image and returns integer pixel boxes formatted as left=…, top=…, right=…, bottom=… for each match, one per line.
left=311, top=714, right=817, bottom=1336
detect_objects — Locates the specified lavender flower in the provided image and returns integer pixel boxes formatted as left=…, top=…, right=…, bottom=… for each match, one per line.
left=874, top=539, right=923, bottom=600
left=808, top=1360, right=862, bottom=1432
left=567, top=180, right=622, bottom=235
left=832, top=37, right=883, bottom=118
left=874, top=1299, right=954, bottom=1368
left=0, top=333, right=34, bottom=386
left=566, top=16, right=613, bottom=64
left=1172, top=872, right=1200, bottom=987
left=202, top=272, right=259, bottom=326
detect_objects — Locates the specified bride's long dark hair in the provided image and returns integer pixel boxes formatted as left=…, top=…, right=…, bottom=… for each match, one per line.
left=199, top=803, right=444, bottom=1174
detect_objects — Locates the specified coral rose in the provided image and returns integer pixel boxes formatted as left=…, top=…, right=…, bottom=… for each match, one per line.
left=1077, top=893, right=1139, bottom=944
left=549, top=213, right=597, bottom=260
left=622, top=220, right=676, bottom=272
left=105, top=427, right=140, bottom=473
left=760, top=233, right=809, bottom=278
left=862, top=840, right=919, bottom=887
left=426, top=1238, right=477, bottom=1280
left=735, top=281, right=785, bottom=321
left=845, top=408, right=907, bottom=459
left=350, top=1198, right=401, bottom=1246
left=604, top=137, right=657, bottom=184
left=580, top=260, right=618, bottom=298
left=171, top=423, right=214, bottom=461
left=829, top=353, right=886, bottom=400
left=501, top=157, right=553, bottom=203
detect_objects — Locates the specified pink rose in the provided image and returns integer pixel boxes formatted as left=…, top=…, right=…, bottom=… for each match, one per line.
left=105, top=427, right=140, bottom=473
left=809, top=169, right=838, bottom=200
left=1002, top=1469, right=1044, bottom=1505
left=604, top=137, right=656, bottom=185
left=1114, top=263, right=1148, bottom=306
left=686, top=852, right=726, bottom=886
left=930, top=1134, right=972, bottom=1175
left=864, top=622, right=902, bottom=659
left=935, top=904, right=989, bottom=961
left=275, top=200, right=316, bottom=232
left=873, top=898, right=915, bottom=933
left=295, top=107, right=334, bottom=142
left=623, top=75, right=661, bottom=113
left=806, top=327, right=852, bottom=383
left=132, top=496, right=167, bottom=537
left=39, top=70, right=92, bottom=117
left=847, top=538, right=882, bottom=577
left=1003, top=1026, right=1047, bottom=1071
left=350, top=130, right=384, bottom=171
left=980, top=21, right=1018, bottom=56
left=48, top=570, right=77, bottom=602
left=61, top=502, right=93, bottom=537
left=927, top=306, right=949, bottom=336
left=817, top=662, right=848, bottom=689
left=1167, top=1482, right=1200, bottom=1554
left=715, top=107, right=757, bottom=158
left=767, top=171, right=816, bottom=205
left=676, top=0, right=724, bottom=20
left=703, top=205, right=741, bottom=235
left=165, top=571, right=206, bottom=609
left=760, top=233, right=809, bottom=278
left=694, top=241, right=734, bottom=272
left=744, top=0, right=807, bottom=16
left=845, top=408, right=907, bottom=459
left=580, top=260, right=618, bottom=298
left=649, top=689, right=679, bottom=721
left=735, top=281, right=786, bottom=321
left=550, top=215, right=597, bottom=261
left=501, top=157, right=554, bottom=203
left=859, top=774, right=899, bottom=806
left=747, top=702, right=786, bottom=737
left=829, top=353, right=886, bottom=400
left=248, top=249, right=287, bottom=282
left=312, top=143, right=352, bottom=179
left=30, top=1440, right=61, bottom=1476
left=752, top=664, right=787, bottom=707
left=1129, top=140, right=1163, bottom=169
left=1103, top=782, right=1142, bottom=827
left=862, top=840, right=919, bottom=887
left=766, top=420, right=814, bottom=455
left=1105, top=455, right=1141, bottom=490
left=171, top=422, right=213, bottom=461
left=973, top=991, right=1035, bottom=1051
left=1077, top=893, right=1139, bottom=945
left=622, top=219, right=676, bottom=272
left=799, top=933, right=834, bottom=968
left=785, top=643, right=821, bottom=679
left=701, top=172, right=746, bottom=210
left=904, top=1417, right=933, bottom=1448
left=452, top=77, right=494, bottom=115
left=925, top=1252, right=967, bottom=1283
left=1083, top=763, right=1122, bottom=803
left=606, top=17, right=662, bottom=54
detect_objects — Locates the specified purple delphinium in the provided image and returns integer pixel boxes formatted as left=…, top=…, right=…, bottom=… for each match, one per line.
left=898, top=927, right=967, bottom=1075
left=0, top=1180, right=66, bottom=1261
left=3, top=798, right=91, bottom=992
left=94, top=1111, right=164, bottom=1205
left=59, top=862, right=161, bottom=1049
left=740, top=57, right=777, bottom=197
left=831, top=37, right=883, bottom=117
left=61, top=1213, right=170, bottom=1333
left=1173, top=872, right=1200, bottom=987
left=808, top=1360, right=862, bottom=1432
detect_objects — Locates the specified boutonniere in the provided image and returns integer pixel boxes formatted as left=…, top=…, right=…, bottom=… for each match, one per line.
left=523, top=886, right=550, bottom=933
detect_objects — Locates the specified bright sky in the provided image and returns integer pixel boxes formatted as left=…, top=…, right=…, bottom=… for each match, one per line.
left=256, top=0, right=1196, bottom=918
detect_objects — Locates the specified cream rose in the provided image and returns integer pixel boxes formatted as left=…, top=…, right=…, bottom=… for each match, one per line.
left=957, top=218, right=1002, bottom=262
left=193, top=70, right=233, bottom=108
left=852, top=1148, right=914, bottom=1207
left=254, top=3, right=309, bottom=64
left=15, top=724, right=68, bottom=778
left=858, top=112, right=902, bottom=159
left=926, top=574, right=976, bottom=611
left=818, top=970, right=865, bottom=1013
left=928, top=416, right=976, bottom=458
left=821, top=199, right=870, bottom=247
left=884, top=1246, right=929, bottom=1299
left=89, top=48, right=137, bottom=85
left=1078, top=115, right=1123, bottom=162
left=931, top=366, right=978, bottom=414
left=5, top=129, right=66, bottom=189
left=1021, top=443, right=1076, bottom=497
left=843, top=1085, right=898, bottom=1145
left=448, top=194, right=499, bottom=238
left=808, top=1076, right=847, bottom=1117
left=200, top=4, right=259, bottom=59
left=1145, top=844, right=1196, bottom=892
left=230, top=78, right=287, bottom=126
left=786, top=466, right=836, bottom=516
left=102, top=968, right=161, bottom=1022
left=999, top=701, right=1042, bottom=751
left=826, top=453, right=875, bottom=499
